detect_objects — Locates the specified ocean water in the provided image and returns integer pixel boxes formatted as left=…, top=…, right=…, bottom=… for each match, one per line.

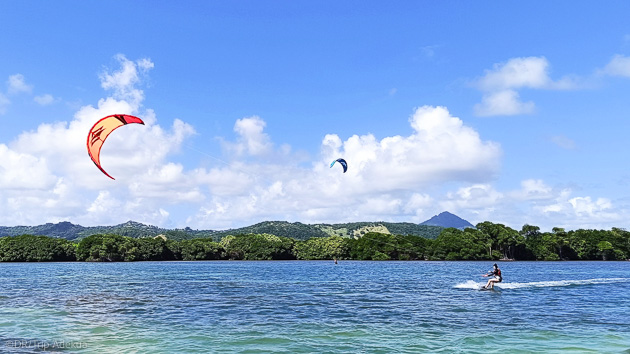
left=1, top=261, right=629, bottom=353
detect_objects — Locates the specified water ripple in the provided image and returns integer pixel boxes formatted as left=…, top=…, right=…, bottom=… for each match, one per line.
left=1, top=261, right=630, bottom=352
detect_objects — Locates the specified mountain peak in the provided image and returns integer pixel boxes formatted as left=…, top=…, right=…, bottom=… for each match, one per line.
left=420, top=212, right=474, bottom=229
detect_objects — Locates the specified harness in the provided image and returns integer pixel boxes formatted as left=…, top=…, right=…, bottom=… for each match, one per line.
left=493, top=268, right=502, bottom=281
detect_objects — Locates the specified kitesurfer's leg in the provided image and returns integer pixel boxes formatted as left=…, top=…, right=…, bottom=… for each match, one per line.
left=483, top=277, right=493, bottom=289
left=487, top=278, right=498, bottom=289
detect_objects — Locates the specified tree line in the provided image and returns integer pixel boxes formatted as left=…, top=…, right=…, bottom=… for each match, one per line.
left=1, top=222, right=629, bottom=262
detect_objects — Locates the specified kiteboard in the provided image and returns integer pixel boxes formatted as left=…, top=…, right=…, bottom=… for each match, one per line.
left=479, top=287, right=498, bottom=291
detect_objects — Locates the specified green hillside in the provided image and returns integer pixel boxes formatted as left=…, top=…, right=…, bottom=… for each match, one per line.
left=0, top=220, right=443, bottom=241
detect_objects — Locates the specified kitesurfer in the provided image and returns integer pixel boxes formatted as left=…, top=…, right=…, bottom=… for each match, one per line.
left=482, top=263, right=502, bottom=289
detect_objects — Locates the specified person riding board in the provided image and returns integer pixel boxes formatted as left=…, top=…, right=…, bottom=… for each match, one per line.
left=482, top=263, right=502, bottom=289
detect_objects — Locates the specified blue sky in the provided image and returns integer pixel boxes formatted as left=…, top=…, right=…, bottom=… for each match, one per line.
left=1, top=1, right=630, bottom=231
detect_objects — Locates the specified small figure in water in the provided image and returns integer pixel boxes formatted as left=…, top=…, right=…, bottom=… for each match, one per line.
left=482, top=263, right=502, bottom=289
left=334, top=258, right=338, bottom=265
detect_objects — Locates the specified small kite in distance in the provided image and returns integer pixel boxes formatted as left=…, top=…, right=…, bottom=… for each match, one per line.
left=330, top=158, right=348, bottom=173
left=87, top=114, right=145, bottom=180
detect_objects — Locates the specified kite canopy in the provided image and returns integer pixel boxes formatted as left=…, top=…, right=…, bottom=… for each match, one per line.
left=87, top=114, right=145, bottom=179
left=330, top=158, right=348, bottom=173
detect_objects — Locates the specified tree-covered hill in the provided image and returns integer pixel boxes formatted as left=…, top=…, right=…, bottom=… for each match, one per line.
left=0, top=220, right=443, bottom=241
left=0, top=221, right=87, bottom=240
left=0, top=221, right=211, bottom=241
left=314, top=222, right=443, bottom=239
left=211, top=221, right=330, bottom=241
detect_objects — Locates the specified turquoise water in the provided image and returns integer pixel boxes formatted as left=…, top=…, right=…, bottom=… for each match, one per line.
left=1, top=261, right=629, bottom=353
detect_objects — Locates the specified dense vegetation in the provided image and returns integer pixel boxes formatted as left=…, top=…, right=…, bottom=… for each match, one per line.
left=0, top=235, right=76, bottom=262
left=428, top=223, right=630, bottom=261
left=1, top=222, right=629, bottom=262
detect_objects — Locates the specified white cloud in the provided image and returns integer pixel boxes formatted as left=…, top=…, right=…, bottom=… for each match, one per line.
left=99, top=54, right=153, bottom=106
left=431, top=180, right=627, bottom=231
left=601, top=54, right=630, bottom=77
left=128, top=163, right=205, bottom=203
left=7, top=74, right=33, bottom=95
left=222, top=116, right=273, bottom=157
left=404, top=193, right=433, bottom=211
left=326, top=105, right=502, bottom=188
left=536, top=192, right=620, bottom=227
left=0, top=144, right=57, bottom=190
left=477, top=57, right=551, bottom=91
left=86, top=190, right=122, bottom=214
left=474, top=90, right=535, bottom=116
left=473, top=57, right=578, bottom=116
left=187, top=106, right=501, bottom=229
left=34, top=94, right=56, bottom=105
left=403, top=193, right=433, bottom=221
left=569, top=196, right=612, bottom=216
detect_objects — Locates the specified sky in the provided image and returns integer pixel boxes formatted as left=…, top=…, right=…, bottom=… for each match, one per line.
left=1, top=1, right=630, bottom=231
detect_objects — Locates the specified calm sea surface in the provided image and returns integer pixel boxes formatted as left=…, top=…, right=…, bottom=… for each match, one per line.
left=1, top=261, right=629, bottom=353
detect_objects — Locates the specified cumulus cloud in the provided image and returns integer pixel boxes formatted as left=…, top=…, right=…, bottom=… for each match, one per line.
left=473, top=57, right=578, bottom=116
left=186, top=105, right=502, bottom=229
left=221, top=116, right=274, bottom=157
left=7, top=74, right=33, bottom=95
left=323, top=106, right=501, bottom=188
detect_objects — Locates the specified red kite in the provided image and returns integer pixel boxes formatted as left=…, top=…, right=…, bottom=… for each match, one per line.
left=87, top=114, right=144, bottom=179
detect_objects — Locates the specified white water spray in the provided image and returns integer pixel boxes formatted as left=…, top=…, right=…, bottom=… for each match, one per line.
left=455, top=278, right=630, bottom=290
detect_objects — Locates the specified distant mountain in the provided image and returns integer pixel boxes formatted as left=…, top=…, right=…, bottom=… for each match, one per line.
left=420, top=212, right=474, bottom=229
left=0, top=220, right=444, bottom=241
